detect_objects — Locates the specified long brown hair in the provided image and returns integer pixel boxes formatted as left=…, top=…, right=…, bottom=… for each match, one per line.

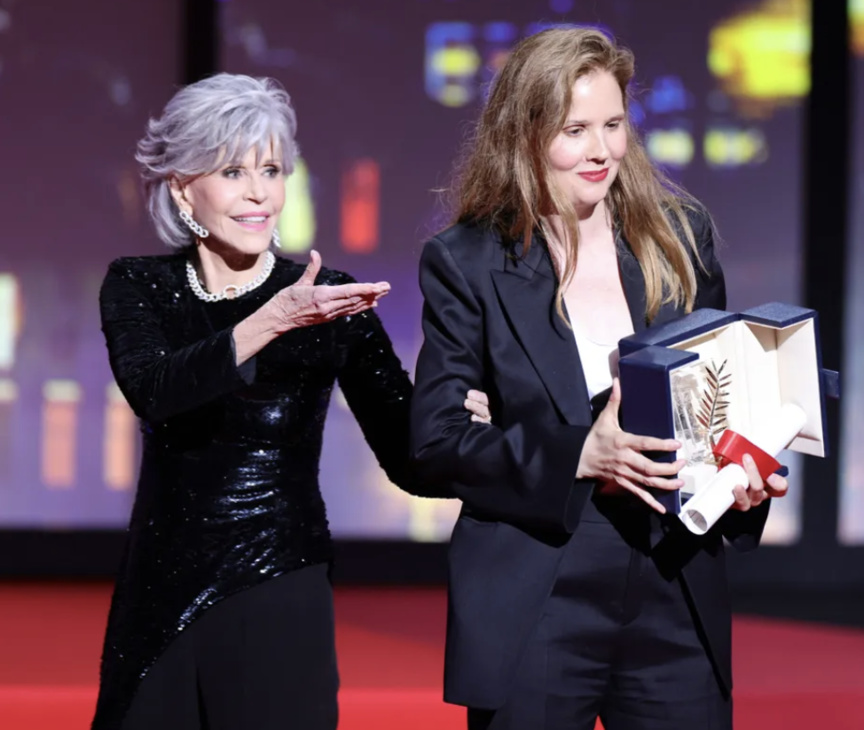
left=452, top=27, right=703, bottom=321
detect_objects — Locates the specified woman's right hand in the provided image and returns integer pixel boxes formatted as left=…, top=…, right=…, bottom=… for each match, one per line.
left=233, top=251, right=391, bottom=366
left=268, top=250, right=391, bottom=332
left=575, top=378, right=685, bottom=514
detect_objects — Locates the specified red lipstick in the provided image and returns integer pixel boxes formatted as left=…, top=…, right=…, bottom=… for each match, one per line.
left=578, top=169, right=609, bottom=182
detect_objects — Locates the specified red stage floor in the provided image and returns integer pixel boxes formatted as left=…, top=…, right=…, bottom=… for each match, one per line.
left=1, top=582, right=863, bottom=729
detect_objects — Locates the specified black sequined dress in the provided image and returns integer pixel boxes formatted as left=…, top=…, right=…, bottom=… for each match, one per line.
left=92, top=253, right=419, bottom=729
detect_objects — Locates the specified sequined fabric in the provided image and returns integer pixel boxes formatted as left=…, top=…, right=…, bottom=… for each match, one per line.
left=92, top=253, right=418, bottom=729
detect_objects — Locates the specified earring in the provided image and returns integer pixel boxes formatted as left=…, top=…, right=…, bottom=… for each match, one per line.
left=179, top=209, right=210, bottom=239
left=271, top=227, right=282, bottom=248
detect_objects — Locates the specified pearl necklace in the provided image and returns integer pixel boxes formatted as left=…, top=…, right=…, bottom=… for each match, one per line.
left=186, top=251, right=276, bottom=302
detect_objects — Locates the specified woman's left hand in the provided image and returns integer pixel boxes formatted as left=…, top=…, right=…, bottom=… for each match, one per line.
left=464, top=389, right=491, bottom=424
left=730, top=453, right=789, bottom=511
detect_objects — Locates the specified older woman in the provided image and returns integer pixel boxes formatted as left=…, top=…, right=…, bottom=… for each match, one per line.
left=93, top=74, right=486, bottom=730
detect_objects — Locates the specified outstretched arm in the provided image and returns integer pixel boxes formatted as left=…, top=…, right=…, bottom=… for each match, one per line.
left=101, top=251, right=389, bottom=424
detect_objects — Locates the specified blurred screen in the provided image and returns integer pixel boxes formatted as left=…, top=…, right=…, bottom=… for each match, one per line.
left=839, top=0, right=864, bottom=544
left=0, top=0, right=810, bottom=542
left=0, top=0, right=179, bottom=526
left=219, top=0, right=809, bottom=541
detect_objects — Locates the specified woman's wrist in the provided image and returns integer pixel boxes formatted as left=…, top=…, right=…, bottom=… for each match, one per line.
left=233, top=305, right=284, bottom=364
left=574, top=438, right=596, bottom=480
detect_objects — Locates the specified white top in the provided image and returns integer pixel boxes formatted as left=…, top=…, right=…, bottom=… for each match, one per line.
left=572, top=324, right=619, bottom=400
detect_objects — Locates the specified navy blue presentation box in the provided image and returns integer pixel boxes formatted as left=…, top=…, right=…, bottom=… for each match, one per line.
left=617, top=302, right=837, bottom=515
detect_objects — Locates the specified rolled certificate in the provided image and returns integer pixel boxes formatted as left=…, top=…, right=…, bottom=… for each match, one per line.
left=679, top=403, right=807, bottom=535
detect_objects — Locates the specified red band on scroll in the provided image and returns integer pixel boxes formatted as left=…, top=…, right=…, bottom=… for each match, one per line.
left=713, top=430, right=781, bottom=481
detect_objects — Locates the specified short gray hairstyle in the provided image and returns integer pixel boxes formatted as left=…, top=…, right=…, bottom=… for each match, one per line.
left=136, top=73, right=298, bottom=248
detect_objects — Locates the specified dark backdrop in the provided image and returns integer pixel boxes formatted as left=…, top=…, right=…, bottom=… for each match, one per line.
left=0, top=2, right=859, bottom=613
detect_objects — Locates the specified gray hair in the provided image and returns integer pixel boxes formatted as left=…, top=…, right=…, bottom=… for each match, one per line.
left=136, top=73, right=298, bottom=248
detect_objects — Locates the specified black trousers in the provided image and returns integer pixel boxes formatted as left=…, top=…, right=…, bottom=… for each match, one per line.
left=122, top=563, right=339, bottom=730
left=468, top=498, right=732, bottom=730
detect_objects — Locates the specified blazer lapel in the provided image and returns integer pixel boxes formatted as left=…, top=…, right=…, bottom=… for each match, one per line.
left=489, top=231, right=678, bottom=426
left=617, top=232, right=649, bottom=334
left=490, top=240, right=591, bottom=426
left=617, top=231, right=684, bottom=329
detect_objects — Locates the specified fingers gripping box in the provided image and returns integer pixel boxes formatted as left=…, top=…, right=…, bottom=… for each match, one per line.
left=617, top=303, right=839, bottom=533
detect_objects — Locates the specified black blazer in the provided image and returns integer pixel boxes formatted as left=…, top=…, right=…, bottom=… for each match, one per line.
left=410, top=208, right=770, bottom=709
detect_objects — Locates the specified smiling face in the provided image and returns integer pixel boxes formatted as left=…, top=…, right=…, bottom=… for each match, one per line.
left=171, top=141, right=286, bottom=255
left=547, top=70, right=628, bottom=215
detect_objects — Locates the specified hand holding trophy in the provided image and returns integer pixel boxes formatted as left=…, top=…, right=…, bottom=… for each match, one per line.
left=618, top=302, right=840, bottom=535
